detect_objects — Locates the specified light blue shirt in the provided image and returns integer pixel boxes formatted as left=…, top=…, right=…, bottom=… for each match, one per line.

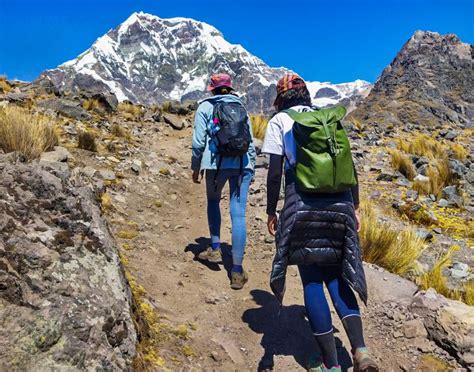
left=191, top=94, right=256, bottom=172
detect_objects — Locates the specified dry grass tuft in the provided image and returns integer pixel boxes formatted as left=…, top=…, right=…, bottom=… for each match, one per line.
left=110, top=123, right=132, bottom=140
left=413, top=158, right=453, bottom=197
left=390, top=149, right=416, bottom=180
left=396, top=133, right=445, bottom=159
left=359, top=201, right=424, bottom=275
left=250, top=114, right=268, bottom=140
left=118, top=102, right=143, bottom=118
left=0, top=105, right=59, bottom=160
left=0, top=77, right=11, bottom=93
left=450, top=143, right=468, bottom=161
left=78, top=131, right=97, bottom=152
left=82, top=98, right=100, bottom=111
left=417, top=248, right=453, bottom=298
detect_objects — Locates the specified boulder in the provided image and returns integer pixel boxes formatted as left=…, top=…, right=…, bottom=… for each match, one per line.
left=163, top=113, right=185, bottom=130
left=39, top=146, right=71, bottom=163
left=0, top=159, right=136, bottom=369
left=38, top=98, right=91, bottom=120
left=410, top=289, right=474, bottom=368
left=82, top=91, right=118, bottom=113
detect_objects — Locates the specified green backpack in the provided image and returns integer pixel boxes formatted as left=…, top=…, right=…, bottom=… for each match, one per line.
left=284, top=105, right=357, bottom=193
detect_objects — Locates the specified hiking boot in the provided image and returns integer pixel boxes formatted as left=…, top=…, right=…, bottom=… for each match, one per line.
left=353, top=348, right=379, bottom=372
left=306, top=353, right=324, bottom=371
left=198, top=247, right=222, bottom=263
left=230, top=269, right=248, bottom=290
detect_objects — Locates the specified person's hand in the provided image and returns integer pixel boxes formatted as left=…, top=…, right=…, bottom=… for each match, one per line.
left=267, top=214, right=278, bottom=236
left=192, top=170, right=204, bottom=184
left=355, top=207, right=361, bottom=232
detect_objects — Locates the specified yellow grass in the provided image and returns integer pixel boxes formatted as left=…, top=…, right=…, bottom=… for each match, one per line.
left=359, top=201, right=425, bottom=275
left=450, top=143, right=468, bottom=161
left=390, top=149, right=416, bottom=180
left=464, top=281, right=474, bottom=306
left=417, top=248, right=453, bottom=298
left=250, top=114, right=268, bottom=140
left=0, top=105, right=59, bottom=160
left=0, top=78, right=11, bottom=93
left=82, top=98, right=100, bottom=111
left=77, top=131, right=97, bottom=152
left=396, top=133, right=445, bottom=159
left=118, top=102, right=143, bottom=117
left=412, top=158, right=453, bottom=197
left=110, top=123, right=132, bottom=140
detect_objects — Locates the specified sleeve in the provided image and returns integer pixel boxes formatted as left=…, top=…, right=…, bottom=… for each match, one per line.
left=266, top=154, right=284, bottom=215
left=351, top=164, right=360, bottom=208
left=262, top=116, right=284, bottom=156
left=191, top=104, right=208, bottom=171
left=247, top=116, right=257, bottom=168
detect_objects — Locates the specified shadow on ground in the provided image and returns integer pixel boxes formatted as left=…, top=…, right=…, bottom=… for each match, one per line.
left=184, top=237, right=233, bottom=278
left=242, top=289, right=352, bottom=371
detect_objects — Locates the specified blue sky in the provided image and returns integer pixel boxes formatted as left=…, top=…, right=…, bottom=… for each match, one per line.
left=0, top=0, right=473, bottom=83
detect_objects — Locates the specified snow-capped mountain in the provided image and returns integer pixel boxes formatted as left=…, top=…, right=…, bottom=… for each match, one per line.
left=39, top=12, right=371, bottom=113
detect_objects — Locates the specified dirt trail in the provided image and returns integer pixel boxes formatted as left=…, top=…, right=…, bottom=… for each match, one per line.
left=105, top=127, right=456, bottom=371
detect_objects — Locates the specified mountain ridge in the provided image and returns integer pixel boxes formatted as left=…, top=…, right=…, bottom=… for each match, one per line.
left=38, top=11, right=371, bottom=113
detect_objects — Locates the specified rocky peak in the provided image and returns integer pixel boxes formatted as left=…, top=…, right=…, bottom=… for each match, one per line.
left=38, top=12, right=370, bottom=113
left=352, top=31, right=473, bottom=128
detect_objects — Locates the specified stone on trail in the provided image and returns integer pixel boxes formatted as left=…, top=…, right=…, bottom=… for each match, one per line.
left=40, top=146, right=71, bottom=163
left=163, top=113, right=185, bottom=130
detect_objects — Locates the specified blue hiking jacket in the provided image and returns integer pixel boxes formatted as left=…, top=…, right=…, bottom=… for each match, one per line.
left=191, top=94, right=256, bottom=172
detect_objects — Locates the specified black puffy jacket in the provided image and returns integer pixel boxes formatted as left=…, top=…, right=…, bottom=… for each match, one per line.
left=270, top=171, right=368, bottom=304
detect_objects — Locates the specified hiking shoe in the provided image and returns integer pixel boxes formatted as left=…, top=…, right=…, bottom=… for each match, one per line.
left=230, top=270, right=248, bottom=290
left=306, top=353, right=324, bottom=371
left=198, top=247, right=222, bottom=263
left=353, top=348, right=379, bottom=372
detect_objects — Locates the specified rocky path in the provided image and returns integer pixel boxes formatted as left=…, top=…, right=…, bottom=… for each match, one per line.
left=103, top=127, right=462, bottom=371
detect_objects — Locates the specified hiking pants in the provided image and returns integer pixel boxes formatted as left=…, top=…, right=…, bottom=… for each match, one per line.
left=298, top=264, right=361, bottom=335
left=205, top=169, right=253, bottom=266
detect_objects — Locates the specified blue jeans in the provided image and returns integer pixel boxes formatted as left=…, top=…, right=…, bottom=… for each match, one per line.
left=298, top=264, right=360, bottom=335
left=205, top=169, right=253, bottom=266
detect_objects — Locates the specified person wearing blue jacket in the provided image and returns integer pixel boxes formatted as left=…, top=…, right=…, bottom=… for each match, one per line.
left=191, top=73, right=256, bottom=290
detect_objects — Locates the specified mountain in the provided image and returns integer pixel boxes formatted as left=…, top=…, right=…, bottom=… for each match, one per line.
left=38, top=12, right=370, bottom=113
left=349, top=31, right=473, bottom=129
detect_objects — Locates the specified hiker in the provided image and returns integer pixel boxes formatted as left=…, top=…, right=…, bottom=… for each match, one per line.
left=191, top=73, right=256, bottom=290
left=262, top=74, right=379, bottom=372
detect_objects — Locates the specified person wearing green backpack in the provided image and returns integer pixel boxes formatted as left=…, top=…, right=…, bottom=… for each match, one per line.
left=262, top=74, right=378, bottom=372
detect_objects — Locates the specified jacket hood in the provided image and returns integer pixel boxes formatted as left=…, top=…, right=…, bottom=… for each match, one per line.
left=199, top=94, right=244, bottom=105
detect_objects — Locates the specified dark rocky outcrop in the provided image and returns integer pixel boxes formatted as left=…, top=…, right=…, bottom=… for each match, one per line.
left=0, top=156, right=136, bottom=370
left=350, top=31, right=473, bottom=129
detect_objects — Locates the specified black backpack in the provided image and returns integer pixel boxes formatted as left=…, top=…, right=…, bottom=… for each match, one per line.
left=211, top=101, right=251, bottom=188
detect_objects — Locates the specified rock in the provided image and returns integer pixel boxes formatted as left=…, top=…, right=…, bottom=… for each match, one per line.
left=377, top=169, right=397, bottom=181
left=441, top=129, right=458, bottom=140
left=406, top=190, right=419, bottom=200
left=466, top=170, right=474, bottom=184
left=5, top=91, right=28, bottom=103
left=82, top=90, right=118, bottom=112
left=64, top=123, right=78, bottom=135
left=131, top=159, right=142, bottom=174
left=0, top=160, right=136, bottom=369
left=38, top=98, right=91, bottom=120
left=98, top=169, right=116, bottom=181
left=414, top=174, right=430, bottom=183
left=416, top=229, right=434, bottom=242
left=411, top=290, right=474, bottom=367
left=82, top=166, right=97, bottom=178
left=438, top=198, right=449, bottom=208
left=40, top=146, right=71, bottom=163
left=402, top=319, right=428, bottom=339
left=163, top=113, right=185, bottom=130
left=441, top=186, right=463, bottom=208
left=449, top=262, right=470, bottom=279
